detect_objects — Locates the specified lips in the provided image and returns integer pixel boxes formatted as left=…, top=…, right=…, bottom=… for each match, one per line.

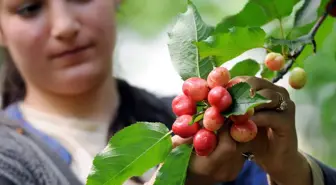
left=50, top=43, right=94, bottom=59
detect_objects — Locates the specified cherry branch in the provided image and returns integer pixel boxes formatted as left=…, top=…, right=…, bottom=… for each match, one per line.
left=271, top=6, right=332, bottom=83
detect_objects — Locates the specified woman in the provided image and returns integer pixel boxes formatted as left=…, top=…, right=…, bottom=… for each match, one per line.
left=0, top=0, right=334, bottom=185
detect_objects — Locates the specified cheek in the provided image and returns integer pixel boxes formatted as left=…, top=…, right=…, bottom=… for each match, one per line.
left=3, top=18, right=49, bottom=81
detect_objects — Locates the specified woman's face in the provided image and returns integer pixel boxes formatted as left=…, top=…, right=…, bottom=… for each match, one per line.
left=0, top=0, right=118, bottom=95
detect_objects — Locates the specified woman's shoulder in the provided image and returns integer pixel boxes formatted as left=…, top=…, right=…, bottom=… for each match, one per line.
left=0, top=112, right=77, bottom=185
left=0, top=115, right=39, bottom=185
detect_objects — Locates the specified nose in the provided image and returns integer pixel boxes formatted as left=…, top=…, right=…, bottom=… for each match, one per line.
left=51, top=4, right=80, bottom=41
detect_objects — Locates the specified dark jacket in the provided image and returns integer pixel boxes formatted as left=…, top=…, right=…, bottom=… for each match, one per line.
left=0, top=79, right=335, bottom=185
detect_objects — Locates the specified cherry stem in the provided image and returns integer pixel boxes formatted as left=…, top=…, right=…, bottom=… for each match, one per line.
left=271, top=5, right=332, bottom=83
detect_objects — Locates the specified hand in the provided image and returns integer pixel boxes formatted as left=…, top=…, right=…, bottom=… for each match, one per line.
left=146, top=126, right=246, bottom=185
left=241, top=76, right=312, bottom=185
left=146, top=76, right=313, bottom=185
left=185, top=123, right=246, bottom=184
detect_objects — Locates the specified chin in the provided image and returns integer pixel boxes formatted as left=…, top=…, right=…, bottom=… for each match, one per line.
left=51, top=62, right=110, bottom=96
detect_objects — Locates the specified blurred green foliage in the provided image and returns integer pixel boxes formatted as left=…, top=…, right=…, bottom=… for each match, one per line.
left=116, top=0, right=249, bottom=37
left=293, top=19, right=336, bottom=166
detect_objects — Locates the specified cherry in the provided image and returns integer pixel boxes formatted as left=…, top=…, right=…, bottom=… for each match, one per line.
left=230, top=119, right=258, bottom=143
left=172, top=94, right=196, bottom=116
left=193, top=129, right=217, bottom=156
left=208, top=86, right=232, bottom=112
left=172, top=115, right=200, bottom=138
left=207, top=67, right=231, bottom=89
left=182, top=77, right=209, bottom=102
left=264, top=52, right=285, bottom=71
left=288, top=67, right=307, bottom=89
left=203, top=107, right=225, bottom=131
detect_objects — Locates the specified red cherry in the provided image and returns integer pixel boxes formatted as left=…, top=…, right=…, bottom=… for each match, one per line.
left=182, top=77, right=209, bottom=102
left=193, top=129, right=217, bottom=156
left=208, top=86, right=232, bottom=112
left=230, top=119, right=258, bottom=143
left=207, top=67, right=231, bottom=89
left=172, top=115, right=200, bottom=138
left=172, top=94, right=196, bottom=116
left=203, top=107, right=225, bottom=131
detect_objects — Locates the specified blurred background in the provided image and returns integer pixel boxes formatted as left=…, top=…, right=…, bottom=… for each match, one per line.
left=113, top=0, right=336, bottom=167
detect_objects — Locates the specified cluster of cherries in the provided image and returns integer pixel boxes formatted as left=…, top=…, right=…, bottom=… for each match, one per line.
left=171, top=67, right=257, bottom=156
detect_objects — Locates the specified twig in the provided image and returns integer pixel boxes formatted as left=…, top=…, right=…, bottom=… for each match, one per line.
left=272, top=59, right=295, bottom=83
left=271, top=8, right=330, bottom=83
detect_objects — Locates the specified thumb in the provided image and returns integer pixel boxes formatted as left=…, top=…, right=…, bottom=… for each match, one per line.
left=172, top=135, right=193, bottom=148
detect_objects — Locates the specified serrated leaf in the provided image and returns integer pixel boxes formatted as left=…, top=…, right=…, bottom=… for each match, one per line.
left=229, top=59, right=261, bottom=79
left=168, top=0, right=215, bottom=80
left=265, top=36, right=306, bottom=52
left=153, top=144, right=193, bottom=185
left=215, top=0, right=300, bottom=33
left=223, top=82, right=271, bottom=117
left=285, top=0, right=329, bottom=39
left=195, top=27, right=266, bottom=66
left=262, top=0, right=318, bottom=38
left=86, top=122, right=173, bottom=185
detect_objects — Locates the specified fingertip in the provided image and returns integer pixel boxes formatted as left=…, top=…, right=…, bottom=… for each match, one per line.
left=172, top=135, right=193, bottom=148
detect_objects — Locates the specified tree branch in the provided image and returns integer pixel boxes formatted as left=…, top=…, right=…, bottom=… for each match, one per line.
left=272, top=59, right=295, bottom=83
left=271, top=10, right=330, bottom=83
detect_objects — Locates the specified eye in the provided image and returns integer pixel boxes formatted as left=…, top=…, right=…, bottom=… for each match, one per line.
left=16, top=2, right=42, bottom=18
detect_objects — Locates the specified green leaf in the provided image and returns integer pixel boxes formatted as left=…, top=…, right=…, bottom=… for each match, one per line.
left=229, top=59, right=261, bottom=79
left=262, top=0, right=321, bottom=38
left=196, top=101, right=208, bottom=112
left=286, top=0, right=332, bottom=39
left=168, top=0, right=215, bottom=80
left=223, top=82, right=271, bottom=117
left=154, top=144, right=193, bottom=185
left=265, top=36, right=307, bottom=53
left=189, top=113, right=204, bottom=125
left=86, top=122, right=173, bottom=185
left=292, top=0, right=320, bottom=28
left=261, top=64, right=275, bottom=80
left=215, top=0, right=301, bottom=33
left=195, top=27, right=266, bottom=66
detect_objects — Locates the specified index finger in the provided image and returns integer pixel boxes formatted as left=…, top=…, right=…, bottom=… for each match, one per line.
left=237, top=76, right=290, bottom=99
